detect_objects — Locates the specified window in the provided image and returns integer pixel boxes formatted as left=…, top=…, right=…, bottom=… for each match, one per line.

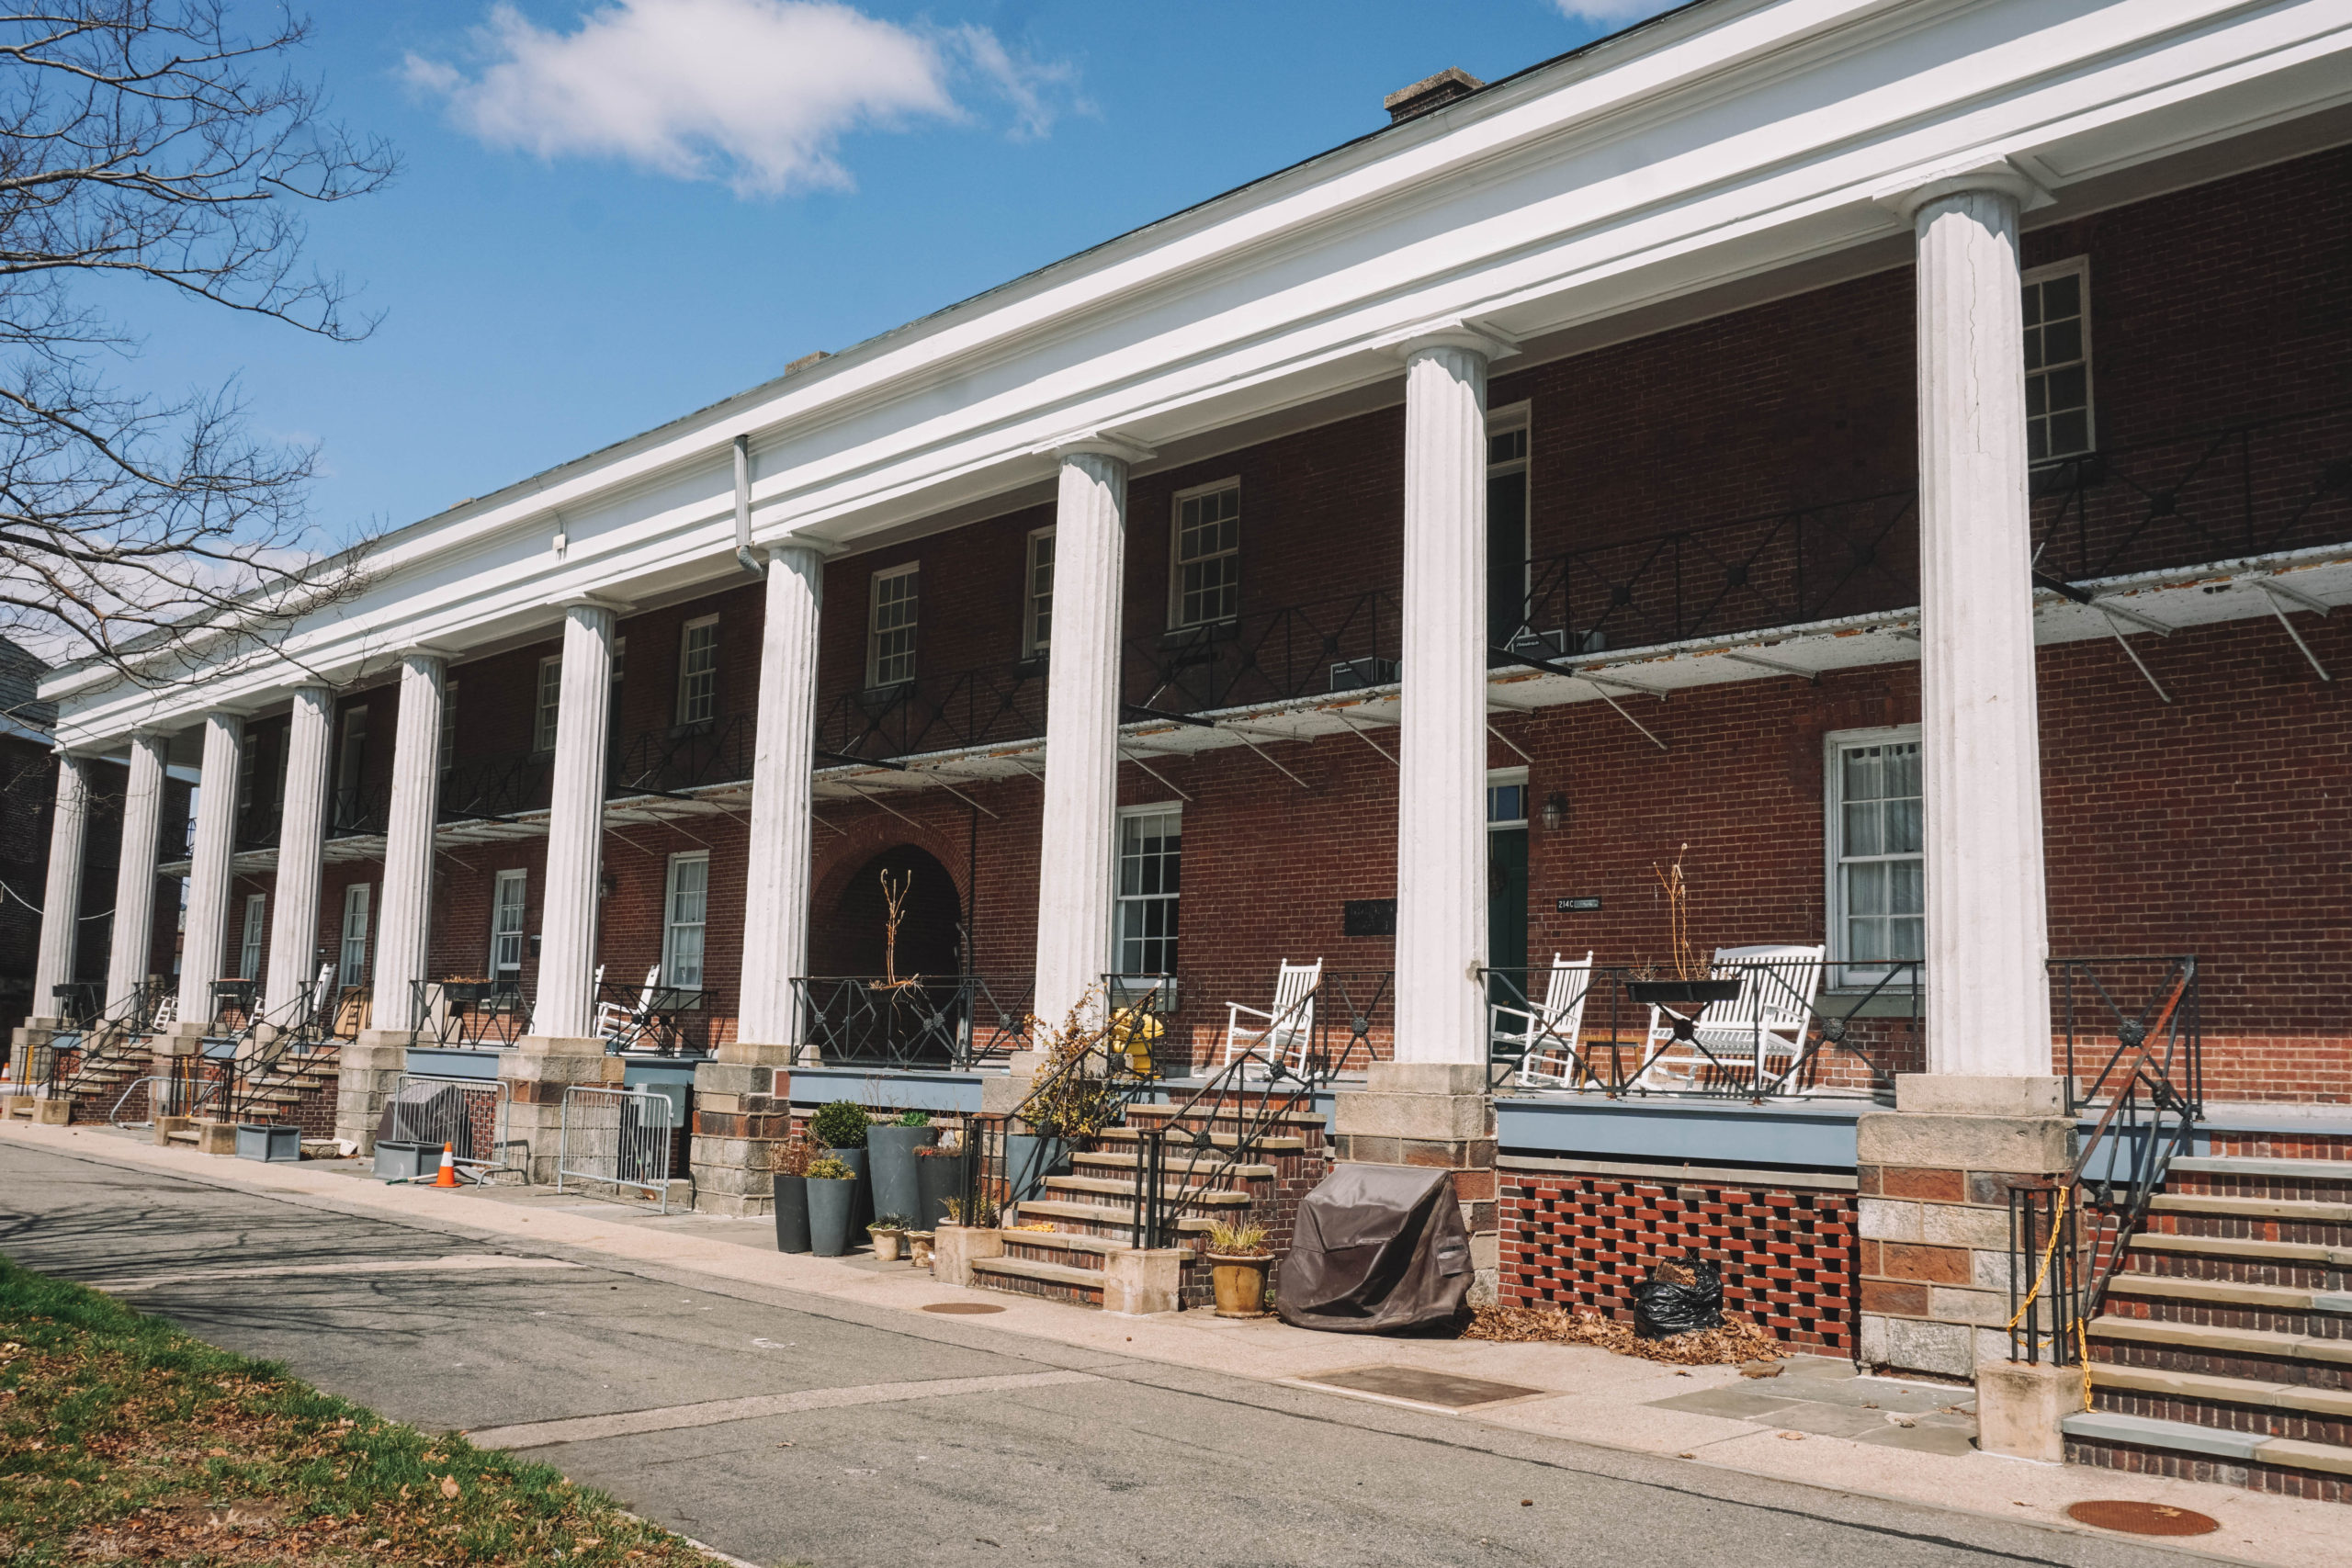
left=1487, top=408, right=1532, bottom=652
left=662, top=852, right=709, bottom=991
left=490, top=870, right=527, bottom=980
left=1826, top=728, right=1923, bottom=983
left=1114, top=807, right=1182, bottom=975
left=2023, top=261, right=2092, bottom=462
left=868, top=563, right=919, bottom=687
left=534, top=655, right=562, bottom=751
left=439, top=681, right=458, bottom=775
left=334, top=706, right=369, bottom=828
left=238, top=894, right=266, bottom=979
left=236, top=735, right=258, bottom=817
left=1024, top=526, right=1055, bottom=656
left=676, top=616, right=719, bottom=726
left=1487, top=772, right=1529, bottom=828
left=339, top=884, right=372, bottom=990
left=1170, top=481, right=1240, bottom=628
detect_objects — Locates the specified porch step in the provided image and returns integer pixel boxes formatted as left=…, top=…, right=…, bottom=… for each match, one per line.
left=1042, top=1174, right=1253, bottom=1205
left=1073, top=1151, right=1278, bottom=1180
left=1012, top=1198, right=1215, bottom=1235
left=2130, top=1232, right=2352, bottom=1268
left=2089, top=1315, right=2352, bottom=1365
left=2062, top=1410, right=2352, bottom=1478
left=1003, top=1230, right=1132, bottom=1260
left=2092, top=1362, right=2352, bottom=1420
left=968, top=1255, right=1106, bottom=1304
left=1096, top=1127, right=1307, bottom=1154
left=165, top=1129, right=198, bottom=1145
left=2149, top=1192, right=2352, bottom=1224
left=2169, top=1156, right=2352, bottom=1181
left=2105, top=1273, right=2352, bottom=1314
left=1125, top=1103, right=1326, bottom=1132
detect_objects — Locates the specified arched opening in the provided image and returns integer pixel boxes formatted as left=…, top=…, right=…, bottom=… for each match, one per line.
left=815, top=843, right=963, bottom=980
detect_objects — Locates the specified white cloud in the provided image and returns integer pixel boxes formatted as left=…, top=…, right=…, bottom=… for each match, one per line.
left=404, top=0, right=1077, bottom=197
left=1552, top=1, right=1683, bottom=25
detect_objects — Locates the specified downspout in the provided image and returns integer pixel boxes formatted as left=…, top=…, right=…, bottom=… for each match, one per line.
left=733, top=434, right=763, bottom=576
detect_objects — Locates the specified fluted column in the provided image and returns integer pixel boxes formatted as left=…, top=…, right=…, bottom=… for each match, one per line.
left=532, top=603, right=615, bottom=1040
left=1393, top=333, right=1497, bottom=1064
left=739, top=547, right=822, bottom=1046
left=103, top=731, right=168, bottom=1020
left=266, top=685, right=334, bottom=1021
left=176, top=711, right=244, bottom=1026
left=1909, top=176, right=2050, bottom=1076
left=1033, top=437, right=1150, bottom=1033
left=370, top=653, right=446, bottom=1033
left=29, top=752, right=90, bottom=1021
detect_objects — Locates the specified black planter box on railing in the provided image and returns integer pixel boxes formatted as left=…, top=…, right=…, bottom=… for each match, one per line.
left=1624, top=979, right=1745, bottom=1006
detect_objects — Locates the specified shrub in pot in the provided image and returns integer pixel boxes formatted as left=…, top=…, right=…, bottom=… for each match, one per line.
left=868, top=1213, right=911, bottom=1263
left=1205, top=1218, right=1274, bottom=1319
left=809, top=1101, right=874, bottom=1228
left=769, top=1132, right=820, bottom=1254
left=806, top=1156, right=859, bottom=1257
left=868, top=1111, right=938, bottom=1224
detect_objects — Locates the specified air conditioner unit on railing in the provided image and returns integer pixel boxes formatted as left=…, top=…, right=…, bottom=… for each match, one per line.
left=1329, top=657, right=1400, bottom=692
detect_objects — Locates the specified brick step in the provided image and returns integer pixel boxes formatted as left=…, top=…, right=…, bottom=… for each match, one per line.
left=2062, top=1410, right=2352, bottom=1482
left=1073, top=1151, right=1277, bottom=1180
left=1001, top=1232, right=1127, bottom=1271
left=2172, top=1156, right=2352, bottom=1180
left=2130, top=1232, right=2352, bottom=1269
left=968, top=1255, right=1106, bottom=1306
left=2093, top=1361, right=2352, bottom=1426
left=2091, top=1314, right=2352, bottom=1368
left=2107, top=1272, right=2352, bottom=1316
left=1013, top=1198, right=1215, bottom=1237
left=1125, top=1102, right=1326, bottom=1133
left=1043, top=1174, right=1256, bottom=1206
left=1096, top=1126, right=1307, bottom=1154
left=2149, top=1192, right=2352, bottom=1226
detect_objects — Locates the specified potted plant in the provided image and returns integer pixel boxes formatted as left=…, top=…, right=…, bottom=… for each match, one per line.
left=868, top=1109, right=938, bottom=1224
left=809, top=1100, right=873, bottom=1227
left=1624, top=844, right=1743, bottom=1010
left=1205, top=1218, right=1274, bottom=1319
left=1009, top=997, right=1124, bottom=1200
left=769, top=1132, right=820, bottom=1254
left=867, top=1213, right=911, bottom=1263
left=806, top=1156, right=858, bottom=1257
left=905, top=1229, right=936, bottom=1269
left=915, top=1138, right=970, bottom=1231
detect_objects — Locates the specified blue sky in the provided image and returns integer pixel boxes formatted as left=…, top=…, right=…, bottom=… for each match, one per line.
left=128, top=1, right=1676, bottom=546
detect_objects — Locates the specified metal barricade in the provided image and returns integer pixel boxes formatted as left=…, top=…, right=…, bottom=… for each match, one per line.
left=380, top=1073, right=514, bottom=1181
left=556, top=1086, right=682, bottom=1212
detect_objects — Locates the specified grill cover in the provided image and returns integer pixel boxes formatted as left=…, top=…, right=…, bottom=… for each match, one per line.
left=1275, top=1162, right=1473, bottom=1333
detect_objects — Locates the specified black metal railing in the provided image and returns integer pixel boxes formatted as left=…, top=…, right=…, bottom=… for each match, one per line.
left=209, top=976, right=259, bottom=1033
left=958, top=1012, right=1161, bottom=1227
left=1125, top=588, right=1401, bottom=716
left=1152, top=969, right=1393, bottom=1086
left=233, top=807, right=280, bottom=852
left=48, top=981, right=102, bottom=1032
left=42, top=979, right=169, bottom=1099
left=790, top=974, right=1034, bottom=1069
left=328, top=783, right=388, bottom=838
left=220, top=978, right=345, bottom=1124
left=815, top=660, right=1049, bottom=767
left=437, top=751, right=551, bottom=825
left=609, top=713, right=754, bottom=798
left=1476, top=955, right=1917, bottom=1098
left=594, top=976, right=720, bottom=1055
left=1132, top=1042, right=1320, bottom=1250
left=412, top=978, right=532, bottom=1048
left=2009, top=956, right=2200, bottom=1371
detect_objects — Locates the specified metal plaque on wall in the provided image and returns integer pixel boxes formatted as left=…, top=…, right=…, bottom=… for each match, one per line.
left=1343, top=898, right=1398, bottom=936
left=1555, top=897, right=1602, bottom=913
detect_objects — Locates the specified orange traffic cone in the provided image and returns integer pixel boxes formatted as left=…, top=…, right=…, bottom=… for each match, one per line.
left=435, top=1142, right=458, bottom=1188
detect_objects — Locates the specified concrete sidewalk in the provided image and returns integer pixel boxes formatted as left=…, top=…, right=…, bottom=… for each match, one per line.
left=3, top=1117, right=2336, bottom=1566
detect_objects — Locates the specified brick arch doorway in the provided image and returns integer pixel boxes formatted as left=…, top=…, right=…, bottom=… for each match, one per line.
left=815, top=843, right=963, bottom=981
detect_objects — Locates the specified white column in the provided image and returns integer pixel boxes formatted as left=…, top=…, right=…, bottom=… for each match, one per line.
left=1033, top=437, right=1149, bottom=1032
left=30, top=752, right=90, bottom=1020
left=1907, top=175, right=2051, bottom=1076
left=176, top=711, right=244, bottom=1025
left=103, top=731, right=168, bottom=1019
left=532, top=603, right=615, bottom=1040
left=1393, top=333, right=1498, bottom=1064
left=266, top=685, right=334, bottom=1020
left=370, top=652, right=446, bottom=1033
left=740, top=546, right=823, bottom=1046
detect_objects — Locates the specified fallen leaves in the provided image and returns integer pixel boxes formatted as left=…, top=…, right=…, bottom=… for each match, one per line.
left=1465, top=1304, right=1788, bottom=1366
left=440, top=1474, right=462, bottom=1499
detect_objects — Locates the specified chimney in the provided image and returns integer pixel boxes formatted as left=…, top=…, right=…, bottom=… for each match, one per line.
left=1383, top=67, right=1485, bottom=125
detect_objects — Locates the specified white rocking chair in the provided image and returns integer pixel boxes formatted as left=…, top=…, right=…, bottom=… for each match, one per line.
left=1223, top=958, right=1323, bottom=1075
left=1635, top=942, right=1826, bottom=1092
left=1492, top=952, right=1595, bottom=1089
left=595, top=963, right=662, bottom=1050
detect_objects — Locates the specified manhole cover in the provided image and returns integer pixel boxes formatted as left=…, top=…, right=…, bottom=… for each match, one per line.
left=2064, top=1501, right=2219, bottom=1537
left=1299, top=1366, right=1544, bottom=1409
left=922, top=1302, right=1006, bottom=1315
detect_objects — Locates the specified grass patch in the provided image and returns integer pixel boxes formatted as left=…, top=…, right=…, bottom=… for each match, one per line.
left=0, top=1254, right=723, bottom=1565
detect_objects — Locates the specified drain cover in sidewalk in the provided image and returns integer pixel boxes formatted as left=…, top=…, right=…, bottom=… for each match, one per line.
left=2064, top=1501, right=2218, bottom=1537
left=1299, top=1366, right=1544, bottom=1409
left=922, top=1303, right=1006, bottom=1315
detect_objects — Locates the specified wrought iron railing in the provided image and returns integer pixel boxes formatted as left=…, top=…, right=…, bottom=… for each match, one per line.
left=412, top=978, right=532, bottom=1048
left=1125, top=588, right=1401, bottom=716
left=594, top=976, right=720, bottom=1055
left=609, top=713, right=753, bottom=798
left=41, top=979, right=168, bottom=1100
left=437, top=751, right=550, bottom=825
left=790, top=974, right=1033, bottom=1069
left=2008, top=956, right=2200, bottom=1371
left=48, top=981, right=102, bottom=1032
left=329, top=783, right=388, bottom=838
left=814, top=660, right=1049, bottom=767
left=1476, top=956, right=1919, bottom=1098
left=958, top=1011, right=1161, bottom=1226
left=233, top=807, right=280, bottom=852
left=1132, top=1042, right=1319, bottom=1250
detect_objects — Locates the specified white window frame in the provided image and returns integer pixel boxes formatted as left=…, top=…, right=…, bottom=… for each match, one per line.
left=662, top=852, right=709, bottom=992
left=1487, top=766, right=1529, bottom=830
left=1023, top=525, right=1056, bottom=657
left=2023, top=256, right=2094, bottom=464
left=675, top=615, right=719, bottom=727
left=335, top=705, right=368, bottom=800
left=1113, top=802, right=1182, bottom=977
left=867, top=562, right=920, bottom=688
left=339, top=883, right=372, bottom=990
left=533, top=655, right=562, bottom=751
left=238, top=893, right=266, bottom=980
left=490, top=869, right=528, bottom=980
left=438, top=679, right=458, bottom=775
left=1824, top=725, right=1925, bottom=989
left=1168, top=478, right=1241, bottom=630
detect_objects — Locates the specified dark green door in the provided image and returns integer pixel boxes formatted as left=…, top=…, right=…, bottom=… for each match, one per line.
left=1487, top=826, right=1529, bottom=1023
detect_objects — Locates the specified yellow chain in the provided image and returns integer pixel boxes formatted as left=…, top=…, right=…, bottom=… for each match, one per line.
left=2003, top=1189, right=2096, bottom=1412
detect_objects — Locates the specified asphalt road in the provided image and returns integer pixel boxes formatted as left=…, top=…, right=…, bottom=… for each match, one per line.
left=0, top=1139, right=2198, bottom=1568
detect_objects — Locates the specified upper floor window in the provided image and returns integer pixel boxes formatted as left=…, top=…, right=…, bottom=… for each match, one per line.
left=334, top=706, right=369, bottom=824
left=339, top=883, right=372, bottom=990
left=676, top=615, right=719, bottom=726
left=238, top=893, right=266, bottom=979
left=439, top=680, right=458, bottom=774
left=1826, top=728, right=1922, bottom=983
left=490, top=869, right=527, bottom=980
left=534, top=655, right=562, bottom=751
left=1024, top=526, right=1055, bottom=656
left=1487, top=408, right=1531, bottom=651
left=662, top=852, right=709, bottom=991
left=868, top=563, right=919, bottom=687
left=2024, top=260, right=2092, bottom=462
left=1170, top=480, right=1240, bottom=629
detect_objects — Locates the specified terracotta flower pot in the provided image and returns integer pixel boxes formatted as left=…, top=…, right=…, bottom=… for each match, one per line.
left=1208, top=1252, right=1272, bottom=1318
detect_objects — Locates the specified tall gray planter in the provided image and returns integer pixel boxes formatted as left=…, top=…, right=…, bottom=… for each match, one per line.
left=1005, top=1134, right=1070, bottom=1202
left=915, top=1146, right=970, bottom=1229
left=834, top=1146, right=870, bottom=1232
left=772, top=1173, right=810, bottom=1253
left=868, top=1123, right=938, bottom=1223
left=808, top=1177, right=856, bottom=1257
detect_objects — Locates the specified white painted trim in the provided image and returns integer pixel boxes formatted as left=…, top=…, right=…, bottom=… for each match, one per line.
left=1168, top=477, right=1242, bottom=631
left=865, top=561, right=921, bottom=690
left=1823, top=722, right=1923, bottom=989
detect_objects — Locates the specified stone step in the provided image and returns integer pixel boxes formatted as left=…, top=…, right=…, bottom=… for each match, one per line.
left=1096, top=1126, right=1307, bottom=1154
left=1073, top=1151, right=1278, bottom=1180
left=2130, top=1232, right=2352, bottom=1268
left=2092, top=1361, right=2352, bottom=1420
left=2149, top=1192, right=2352, bottom=1224
left=165, top=1129, right=198, bottom=1145
left=1125, top=1102, right=1326, bottom=1132
left=2062, top=1409, right=2352, bottom=1478
left=2105, top=1273, right=2352, bottom=1314
left=1013, top=1198, right=1216, bottom=1235
left=1042, top=1174, right=1255, bottom=1206
left=2090, top=1314, right=2352, bottom=1365
left=2170, top=1155, right=2352, bottom=1182
left=1001, top=1232, right=1118, bottom=1271
left=969, top=1255, right=1106, bottom=1303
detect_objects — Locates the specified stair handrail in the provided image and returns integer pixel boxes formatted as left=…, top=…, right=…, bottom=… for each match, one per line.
left=220, top=974, right=341, bottom=1122
left=1132, top=1042, right=1317, bottom=1250
left=42, top=978, right=170, bottom=1099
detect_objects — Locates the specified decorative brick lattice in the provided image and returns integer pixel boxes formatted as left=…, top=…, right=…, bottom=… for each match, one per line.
left=1502, top=1170, right=1856, bottom=1352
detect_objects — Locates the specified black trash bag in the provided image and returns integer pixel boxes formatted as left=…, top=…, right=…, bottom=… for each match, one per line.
left=1632, top=1253, right=1723, bottom=1339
